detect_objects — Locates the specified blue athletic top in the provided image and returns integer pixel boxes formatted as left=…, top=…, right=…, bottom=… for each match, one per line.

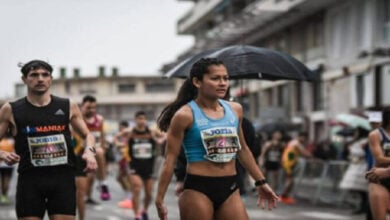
left=183, top=99, right=241, bottom=163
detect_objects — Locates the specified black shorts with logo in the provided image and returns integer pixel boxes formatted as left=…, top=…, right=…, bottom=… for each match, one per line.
left=16, top=165, right=76, bottom=218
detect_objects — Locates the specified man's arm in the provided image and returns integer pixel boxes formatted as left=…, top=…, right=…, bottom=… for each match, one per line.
left=0, top=103, right=19, bottom=164
left=98, top=116, right=106, bottom=150
left=69, top=101, right=97, bottom=171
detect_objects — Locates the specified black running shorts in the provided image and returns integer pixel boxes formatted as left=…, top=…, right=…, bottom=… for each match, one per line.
left=16, top=166, right=76, bottom=218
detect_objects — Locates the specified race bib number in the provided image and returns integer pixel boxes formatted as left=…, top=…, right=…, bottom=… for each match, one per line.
left=28, top=134, right=68, bottom=167
left=268, top=150, right=281, bottom=162
left=133, top=142, right=153, bottom=159
left=200, top=127, right=241, bottom=163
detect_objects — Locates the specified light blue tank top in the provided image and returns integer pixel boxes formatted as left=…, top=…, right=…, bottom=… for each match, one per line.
left=183, top=99, right=241, bottom=163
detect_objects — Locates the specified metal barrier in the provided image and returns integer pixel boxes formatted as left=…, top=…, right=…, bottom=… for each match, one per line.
left=293, top=159, right=351, bottom=205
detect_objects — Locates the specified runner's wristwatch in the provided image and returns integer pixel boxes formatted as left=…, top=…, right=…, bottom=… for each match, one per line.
left=255, top=179, right=267, bottom=186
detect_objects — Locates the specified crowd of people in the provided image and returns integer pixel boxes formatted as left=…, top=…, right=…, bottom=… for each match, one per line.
left=0, top=58, right=389, bottom=220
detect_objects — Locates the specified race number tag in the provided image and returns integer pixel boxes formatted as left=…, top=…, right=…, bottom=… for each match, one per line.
left=200, top=127, right=241, bottom=163
left=28, top=134, right=68, bottom=167
left=133, top=142, right=153, bottom=159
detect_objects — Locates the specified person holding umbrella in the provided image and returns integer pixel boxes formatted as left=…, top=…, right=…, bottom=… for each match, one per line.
left=155, top=58, right=278, bottom=220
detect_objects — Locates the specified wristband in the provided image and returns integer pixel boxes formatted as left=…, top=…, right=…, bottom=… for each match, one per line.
left=255, top=179, right=267, bottom=186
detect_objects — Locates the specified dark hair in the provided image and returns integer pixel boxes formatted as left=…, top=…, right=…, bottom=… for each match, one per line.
left=135, top=110, right=146, bottom=118
left=119, top=120, right=129, bottom=127
left=82, top=95, right=96, bottom=104
left=21, top=60, right=53, bottom=77
left=157, top=58, right=225, bottom=131
left=383, top=107, right=390, bottom=129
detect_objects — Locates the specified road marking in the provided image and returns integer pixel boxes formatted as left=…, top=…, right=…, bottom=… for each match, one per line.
left=0, top=210, right=16, bottom=219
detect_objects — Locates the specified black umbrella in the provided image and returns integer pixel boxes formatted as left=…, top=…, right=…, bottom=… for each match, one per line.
left=165, top=45, right=319, bottom=81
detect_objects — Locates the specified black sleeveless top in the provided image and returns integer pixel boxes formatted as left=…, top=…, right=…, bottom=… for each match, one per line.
left=128, top=127, right=156, bottom=167
left=11, top=95, right=75, bottom=173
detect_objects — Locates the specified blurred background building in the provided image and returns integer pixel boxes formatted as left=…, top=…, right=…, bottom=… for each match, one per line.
left=5, top=0, right=390, bottom=143
left=12, top=66, right=182, bottom=123
left=162, top=0, right=390, bottom=142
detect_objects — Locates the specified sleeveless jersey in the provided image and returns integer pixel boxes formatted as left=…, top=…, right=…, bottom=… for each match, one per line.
left=265, top=142, right=283, bottom=163
left=183, top=99, right=241, bottom=163
left=128, top=127, right=156, bottom=168
left=11, top=96, right=75, bottom=173
left=282, top=140, right=300, bottom=166
left=85, top=114, right=103, bottom=147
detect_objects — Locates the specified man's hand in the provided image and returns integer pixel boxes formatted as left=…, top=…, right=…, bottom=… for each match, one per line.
left=0, top=151, right=20, bottom=165
left=82, top=152, right=98, bottom=172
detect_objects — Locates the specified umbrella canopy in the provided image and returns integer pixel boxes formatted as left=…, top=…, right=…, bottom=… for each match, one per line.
left=335, top=114, right=371, bottom=131
left=164, top=45, right=319, bottom=81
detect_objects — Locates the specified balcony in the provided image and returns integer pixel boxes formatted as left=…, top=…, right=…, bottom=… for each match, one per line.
left=196, top=0, right=339, bottom=49
left=178, top=0, right=223, bottom=34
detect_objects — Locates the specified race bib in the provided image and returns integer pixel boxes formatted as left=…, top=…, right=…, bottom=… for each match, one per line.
left=200, top=127, right=241, bottom=163
left=268, top=150, right=281, bottom=162
left=133, top=142, right=153, bottom=159
left=28, top=134, right=68, bottom=167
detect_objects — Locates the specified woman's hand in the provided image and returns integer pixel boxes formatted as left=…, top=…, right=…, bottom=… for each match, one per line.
left=366, top=167, right=390, bottom=182
left=155, top=200, right=168, bottom=220
left=257, top=183, right=279, bottom=210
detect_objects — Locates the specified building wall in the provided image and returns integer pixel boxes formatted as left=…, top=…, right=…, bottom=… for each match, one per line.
left=174, top=0, right=390, bottom=142
left=14, top=75, right=182, bottom=122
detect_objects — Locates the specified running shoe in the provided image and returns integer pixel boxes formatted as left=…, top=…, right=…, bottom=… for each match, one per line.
left=100, top=184, right=111, bottom=200
left=118, top=199, right=133, bottom=209
left=85, top=198, right=100, bottom=205
left=280, top=196, right=296, bottom=204
left=141, top=211, right=149, bottom=220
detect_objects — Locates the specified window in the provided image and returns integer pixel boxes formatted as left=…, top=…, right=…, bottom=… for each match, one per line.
left=145, top=81, right=174, bottom=93
left=277, top=84, right=289, bottom=108
left=383, top=0, right=390, bottom=41
left=295, top=81, right=302, bottom=112
left=118, top=84, right=135, bottom=93
left=312, top=80, right=323, bottom=111
left=356, top=74, right=364, bottom=108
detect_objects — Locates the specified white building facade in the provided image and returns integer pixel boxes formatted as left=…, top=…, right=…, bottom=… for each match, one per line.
left=171, top=0, right=390, bottom=142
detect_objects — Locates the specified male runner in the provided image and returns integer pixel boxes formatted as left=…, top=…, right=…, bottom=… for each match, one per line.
left=0, top=60, right=97, bottom=220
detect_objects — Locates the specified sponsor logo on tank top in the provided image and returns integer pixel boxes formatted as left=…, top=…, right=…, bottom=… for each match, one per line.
left=22, top=125, right=66, bottom=134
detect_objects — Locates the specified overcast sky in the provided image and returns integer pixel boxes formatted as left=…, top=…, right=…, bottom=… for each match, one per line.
left=0, top=0, right=194, bottom=98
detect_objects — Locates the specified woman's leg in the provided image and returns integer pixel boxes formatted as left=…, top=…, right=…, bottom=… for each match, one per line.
left=178, top=189, right=214, bottom=220
left=369, top=183, right=390, bottom=220
left=214, top=190, right=249, bottom=220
